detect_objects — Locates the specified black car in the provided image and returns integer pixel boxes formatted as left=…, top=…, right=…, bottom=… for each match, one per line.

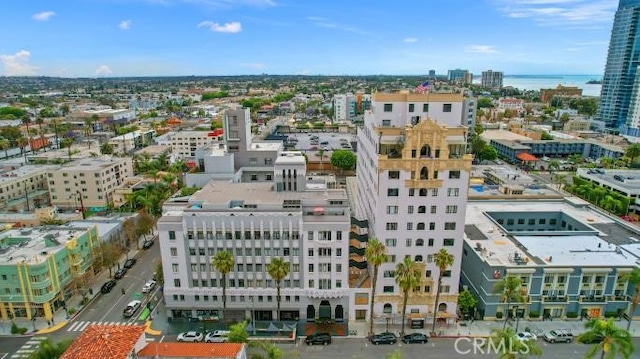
left=143, top=240, right=154, bottom=249
left=370, top=332, right=397, bottom=345
left=578, top=334, right=604, bottom=344
left=100, top=279, right=117, bottom=294
left=402, top=333, right=428, bottom=344
left=114, top=268, right=128, bottom=279
left=305, top=332, right=331, bottom=345
left=124, top=258, right=137, bottom=269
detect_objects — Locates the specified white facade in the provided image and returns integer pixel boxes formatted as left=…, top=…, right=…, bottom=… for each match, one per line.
left=170, top=131, right=224, bottom=159
left=355, top=92, right=472, bottom=326
left=481, top=70, right=504, bottom=89
left=158, top=154, right=351, bottom=322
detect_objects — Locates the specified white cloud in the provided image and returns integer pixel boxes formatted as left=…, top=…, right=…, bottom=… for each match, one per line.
left=32, top=11, right=56, bottom=21
left=94, top=65, right=113, bottom=76
left=307, top=17, right=366, bottom=35
left=404, top=37, right=418, bottom=43
left=0, top=50, right=38, bottom=76
left=119, top=20, right=132, bottom=30
left=464, top=45, right=499, bottom=54
left=496, top=0, right=617, bottom=28
left=198, top=21, right=242, bottom=33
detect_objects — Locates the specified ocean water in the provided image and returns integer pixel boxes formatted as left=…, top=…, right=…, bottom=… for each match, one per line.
left=475, top=75, right=602, bottom=97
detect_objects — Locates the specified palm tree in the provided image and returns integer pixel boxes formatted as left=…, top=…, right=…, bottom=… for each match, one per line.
left=0, top=137, right=10, bottom=159
left=621, top=267, right=640, bottom=331
left=494, top=275, right=524, bottom=330
left=100, top=142, right=114, bottom=155
left=212, top=250, right=234, bottom=317
left=267, top=257, right=290, bottom=322
left=578, top=318, right=634, bottom=359
left=485, top=327, right=542, bottom=359
left=395, top=257, right=421, bottom=336
left=624, top=143, right=640, bottom=168
left=61, top=136, right=75, bottom=161
left=27, top=338, right=72, bottom=359
left=431, top=248, right=455, bottom=335
left=16, top=136, right=28, bottom=163
left=548, top=159, right=560, bottom=174
left=364, top=238, right=387, bottom=336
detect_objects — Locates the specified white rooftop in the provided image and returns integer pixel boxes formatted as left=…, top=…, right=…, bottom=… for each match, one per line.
left=0, top=165, right=58, bottom=184
left=0, top=226, right=94, bottom=264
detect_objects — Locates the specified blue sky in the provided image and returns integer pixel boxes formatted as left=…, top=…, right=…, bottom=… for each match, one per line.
left=0, top=0, right=619, bottom=77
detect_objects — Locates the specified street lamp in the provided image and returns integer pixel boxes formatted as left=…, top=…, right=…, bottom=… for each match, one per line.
left=513, top=306, right=521, bottom=333
left=249, top=297, right=256, bottom=335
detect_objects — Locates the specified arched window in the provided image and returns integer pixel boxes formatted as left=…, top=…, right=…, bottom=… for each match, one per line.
left=416, top=238, right=424, bottom=246
left=383, top=303, right=392, bottom=314
left=418, top=206, right=426, bottom=213
left=417, top=222, right=425, bottom=230
left=420, top=167, right=429, bottom=180
left=415, top=255, right=423, bottom=262
left=419, top=189, right=428, bottom=196
left=420, top=145, right=431, bottom=157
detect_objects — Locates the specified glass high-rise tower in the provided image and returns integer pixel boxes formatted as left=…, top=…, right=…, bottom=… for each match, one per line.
left=596, top=0, right=640, bottom=136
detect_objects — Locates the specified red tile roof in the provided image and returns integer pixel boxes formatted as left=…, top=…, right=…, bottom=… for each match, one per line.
left=137, top=342, right=245, bottom=358
left=61, top=324, right=146, bottom=359
left=516, top=152, right=539, bottom=161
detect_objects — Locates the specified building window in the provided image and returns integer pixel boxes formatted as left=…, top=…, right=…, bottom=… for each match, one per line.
left=449, top=170, right=461, bottom=179
left=383, top=286, right=394, bottom=293
left=418, top=206, right=426, bottom=214
left=443, top=238, right=455, bottom=246
left=446, top=205, right=458, bottom=214
left=169, top=231, right=176, bottom=240
left=426, top=270, right=432, bottom=278
left=430, top=205, right=437, bottom=214
left=386, top=222, right=398, bottom=230
left=385, top=238, right=397, bottom=247
left=388, top=171, right=400, bottom=179
left=251, top=174, right=258, bottom=181
left=387, top=188, right=399, bottom=196
left=428, top=238, right=434, bottom=246
left=409, top=189, right=415, bottom=196
left=423, top=104, right=429, bottom=112
left=443, top=104, right=452, bottom=112
left=407, top=205, right=414, bottom=214
left=417, top=222, right=425, bottom=230
left=384, top=104, right=393, bottom=112
left=409, top=104, right=415, bottom=112
left=443, top=270, right=452, bottom=277
left=444, top=222, right=456, bottom=230
left=387, top=206, right=399, bottom=214
left=174, top=279, right=181, bottom=287
left=170, top=248, right=178, bottom=256
left=406, top=238, right=412, bottom=247
left=406, top=222, right=413, bottom=230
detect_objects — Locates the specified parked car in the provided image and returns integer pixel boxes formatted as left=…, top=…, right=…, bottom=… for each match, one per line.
left=516, top=332, right=537, bottom=342
left=124, top=258, right=137, bottom=269
left=123, top=300, right=141, bottom=317
left=402, top=333, right=428, bottom=344
left=177, top=331, right=203, bottom=342
left=142, top=279, right=156, bottom=293
left=370, top=332, right=397, bottom=345
left=305, top=332, right=331, bottom=345
left=205, top=330, right=230, bottom=343
left=320, top=141, right=329, bottom=145
left=578, top=334, right=604, bottom=344
left=114, top=268, right=127, bottom=279
left=100, top=279, right=117, bottom=294
left=143, top=240, right=154, bottom=249
left=543, top=329, right=573, bottom=343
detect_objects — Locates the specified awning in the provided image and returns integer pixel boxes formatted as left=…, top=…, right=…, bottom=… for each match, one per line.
left=436, top=311, right=456, bottom=319
left=408, top=313, right=425, bottom=319
left=516, top=153, right=539, bottom=161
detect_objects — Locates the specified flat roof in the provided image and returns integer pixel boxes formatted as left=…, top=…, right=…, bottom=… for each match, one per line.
left=480, top=130, right=531, bottom=142
left=0, top=165, right=58, bottom=184
left=464, top=199, right=640, bottom=268
left=251, top=141, right=282, bottom=151
left=576, top=168, right=640, bottom=192
left=0, top=226, right=93, bottom=264
left=56, top=156, right=128, bottom=171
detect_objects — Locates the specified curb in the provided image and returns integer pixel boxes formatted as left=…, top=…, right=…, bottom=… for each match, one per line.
left=145, top=321, right=162, bottom=336
left=36, top=321, right=69, bottom=335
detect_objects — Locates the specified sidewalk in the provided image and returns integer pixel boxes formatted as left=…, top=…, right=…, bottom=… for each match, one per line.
left=346, top=316, right=640, bottom=339
left=0, top=238, right=146, bottom=337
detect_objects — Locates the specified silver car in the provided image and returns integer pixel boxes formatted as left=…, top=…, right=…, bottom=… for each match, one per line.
left=177, top=331, right=203, bottom=342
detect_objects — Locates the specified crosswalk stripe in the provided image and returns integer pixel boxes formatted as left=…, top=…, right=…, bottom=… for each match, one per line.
left=77, top=322, right=91, bottom=331
left=67, top=321, right=81, bottom=331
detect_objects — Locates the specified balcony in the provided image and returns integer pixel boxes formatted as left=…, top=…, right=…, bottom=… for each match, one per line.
left=608, top=294, right=629, bottom=302
left=580, top=295, right=606, bottom=303
left=404, top=178, right=443, bottom=189
left=542, top=295, right=568, bottom=303
left=29, top=277, right=52, bottom=290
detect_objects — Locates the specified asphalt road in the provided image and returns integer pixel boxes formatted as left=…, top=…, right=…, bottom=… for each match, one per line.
left=271, top=337, right=640, bottom=359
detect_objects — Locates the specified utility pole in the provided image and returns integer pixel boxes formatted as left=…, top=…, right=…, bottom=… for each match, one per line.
left=77, top=191, right=86, bottom=219
left=23, top=181, right=30, bottom=211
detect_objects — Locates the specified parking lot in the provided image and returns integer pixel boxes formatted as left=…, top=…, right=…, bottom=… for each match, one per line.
left=286, top=132, right=357, bottom=156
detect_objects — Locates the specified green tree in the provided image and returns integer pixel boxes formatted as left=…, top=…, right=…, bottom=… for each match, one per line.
left=395, top=257, right=421, bottom=336
left=212, top=250, right=235, bottom=314
left=137, top=212, right=155, bottom=238
left=267, top=257, right=290, bottom=322
left=494, top=275, right=524, bottom=330
left=579, top=318, right=634, bottom=359
left=364, top=239, right=387, bottom=336
left=61, top=136, right=74, bottom=161
left=621, top=268, right=640, bottom=331
left=625, top=144, right=640, bottom=168
left=17, top=136, right=29, bottom=162
left=155, top=258, right=164, bottom=286
left=100, top=142, right=114, bottom=155
left=484, top=327, right=543, bottom=359
left=227, top=321, right=249, bottom=343
left=479, top=145, right=498, bottom=162
left=60, top=104, right=70, bottom=117
left=477, top=97, right=494, bottom=109
left=0, top=137, right=10, bottom=159
left=249, top=341, right=283, bottom=359
left=431, top=249, right=455, bottom=334
left=549, top=160, right=560, bottom=174
left=27, top=338, right=72, bottom=359
left=330, top=149, right=357, bottom=171
left=457, top=290, right=478, bottom=320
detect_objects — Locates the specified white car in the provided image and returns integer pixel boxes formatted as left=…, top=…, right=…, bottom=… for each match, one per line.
left=516, top=332, right=537, bottom=342
left=142, top=279, right=156, bottom=293
left=205, top=330, right=230, bottom=343
left=177, top=331, right=203, bottom=342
